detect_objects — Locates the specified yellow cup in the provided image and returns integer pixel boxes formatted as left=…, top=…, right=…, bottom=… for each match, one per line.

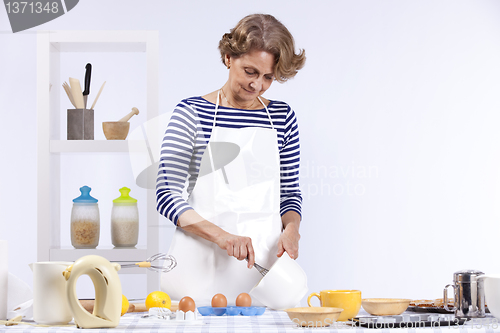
left=307, top=290, right=361, bottom=321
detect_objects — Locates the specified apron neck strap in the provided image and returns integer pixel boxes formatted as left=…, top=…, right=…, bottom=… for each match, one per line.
left=258, top=96, right=274, bottom=130
left=213, top=90, right=274, bottom=130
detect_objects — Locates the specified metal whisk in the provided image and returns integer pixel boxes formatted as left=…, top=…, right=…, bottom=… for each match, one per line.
left=121, top=253, right=177, bottom=273
left=245, top=258, right=269, bottom=276
left=253, top=262, right=269, bottom=276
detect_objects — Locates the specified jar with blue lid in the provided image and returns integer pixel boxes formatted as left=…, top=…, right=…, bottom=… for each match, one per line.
left=70, top=186, right=100, bottom=248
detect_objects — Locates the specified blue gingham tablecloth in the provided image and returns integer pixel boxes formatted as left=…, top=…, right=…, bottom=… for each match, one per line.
left=2, top=310, right=500, bottom=333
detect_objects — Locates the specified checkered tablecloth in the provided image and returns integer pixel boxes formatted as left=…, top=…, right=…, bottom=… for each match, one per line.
left=2, top=310, right=500, bottom=332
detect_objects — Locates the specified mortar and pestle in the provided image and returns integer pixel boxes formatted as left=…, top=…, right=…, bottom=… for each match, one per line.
left=103, top=107, right=139, bottom=140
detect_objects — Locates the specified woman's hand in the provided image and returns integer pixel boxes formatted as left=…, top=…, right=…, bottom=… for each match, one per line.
left=277, top=211, right=301, bottom=259
left=178, top=210, right=255, bottom=269
left=216, top=233, right=255, bottom=269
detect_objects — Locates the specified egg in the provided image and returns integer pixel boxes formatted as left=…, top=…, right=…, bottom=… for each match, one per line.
left=178, top=296, right=196, bottom=312
left=211, top=293, right=227, bottom=307
left=235, top=293, right=252, bottom=307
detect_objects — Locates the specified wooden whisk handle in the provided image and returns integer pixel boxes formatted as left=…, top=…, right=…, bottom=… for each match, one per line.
left=135, top=261, right=151, bottom=268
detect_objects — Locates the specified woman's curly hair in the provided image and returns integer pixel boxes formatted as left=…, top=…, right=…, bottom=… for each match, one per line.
left=218, top=14, right=306, bottom=83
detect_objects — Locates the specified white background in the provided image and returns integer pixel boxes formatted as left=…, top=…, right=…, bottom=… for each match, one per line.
left=1, top=0, right=500, bottom=303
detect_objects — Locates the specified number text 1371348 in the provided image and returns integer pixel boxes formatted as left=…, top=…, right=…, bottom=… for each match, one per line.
left=5, top=2, right=59, bottom=14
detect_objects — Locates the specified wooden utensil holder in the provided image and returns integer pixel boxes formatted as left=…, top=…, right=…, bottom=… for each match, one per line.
left=67, top=109, right=94, bottom=140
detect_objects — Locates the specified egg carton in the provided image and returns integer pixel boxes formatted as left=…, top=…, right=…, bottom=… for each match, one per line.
left=141, top=307, right=199, bottom=322
left=197, top=306, right=265, bottom=316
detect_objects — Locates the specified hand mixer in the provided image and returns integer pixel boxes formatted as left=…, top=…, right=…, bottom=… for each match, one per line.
left=62, top=253, right=176, bottom=329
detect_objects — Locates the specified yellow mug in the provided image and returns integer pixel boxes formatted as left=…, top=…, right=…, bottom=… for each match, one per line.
left=307, top=290, right=361, bottom=321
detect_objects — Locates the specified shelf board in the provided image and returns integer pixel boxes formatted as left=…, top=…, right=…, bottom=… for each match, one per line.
left=53, top=42, right=146, bottom=53
left=50, top=140, right=146, bottom=153
left=45, top=31, right=152, bottom=52
left=50, top=247, right=148, bottom=262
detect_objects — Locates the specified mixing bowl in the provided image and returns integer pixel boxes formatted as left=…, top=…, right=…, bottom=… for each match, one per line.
left=362, top=298, right=411, bottom=316
left=285, top=307, right=343, bottom=327
left=249, top=253, right=308, bottom=310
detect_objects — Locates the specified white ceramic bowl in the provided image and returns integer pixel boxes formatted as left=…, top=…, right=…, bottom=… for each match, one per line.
left=362, top=298, right=411, bottom=316
left=249, top=253, right=308, bottom=310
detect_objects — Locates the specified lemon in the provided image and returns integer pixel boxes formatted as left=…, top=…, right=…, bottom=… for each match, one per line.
left=121, top=295, right=129, bottom=316
left=146, top=291, right=171, bottom=310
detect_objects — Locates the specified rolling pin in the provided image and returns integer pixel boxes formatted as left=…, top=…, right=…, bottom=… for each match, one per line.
left=79, top=300, right=178, bottom=313
left=79, top=300, right=139, bottom=313
left=118, top=107, right=140, bottom=122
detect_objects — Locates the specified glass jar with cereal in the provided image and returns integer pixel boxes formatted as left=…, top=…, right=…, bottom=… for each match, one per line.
left=71, top=186, right=100, bottom=249
left=111, top=187, right=138, bottom=247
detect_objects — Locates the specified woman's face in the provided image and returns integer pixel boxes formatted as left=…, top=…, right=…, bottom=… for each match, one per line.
left=225, top=49, right=275, bottom=105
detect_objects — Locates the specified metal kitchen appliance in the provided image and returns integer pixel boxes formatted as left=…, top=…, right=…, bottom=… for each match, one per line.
left=443, top=269, right=485, bottom=318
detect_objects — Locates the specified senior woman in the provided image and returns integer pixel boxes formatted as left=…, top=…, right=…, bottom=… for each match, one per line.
left=156, top=13, right=305, bottom=305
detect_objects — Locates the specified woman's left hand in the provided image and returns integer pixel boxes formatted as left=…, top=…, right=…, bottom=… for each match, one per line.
left=277, top=212, right=301, bottom=259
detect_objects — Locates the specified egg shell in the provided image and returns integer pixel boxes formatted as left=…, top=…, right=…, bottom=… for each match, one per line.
left=211, top=293, right=227, bottom=307
left=235, top=293, right=252, bottom=307
left=178, top=296, right=196, bottom=312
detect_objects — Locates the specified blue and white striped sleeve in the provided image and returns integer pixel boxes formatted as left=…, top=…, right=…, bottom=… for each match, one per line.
left=279, top=106, right=302, bottom=218
left=156, top=101, right=197, bottom=225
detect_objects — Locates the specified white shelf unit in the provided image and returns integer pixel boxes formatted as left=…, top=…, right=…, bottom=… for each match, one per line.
left=36, top=31, right=160, bottom=293
left=50, top=140, right=144, bottom=153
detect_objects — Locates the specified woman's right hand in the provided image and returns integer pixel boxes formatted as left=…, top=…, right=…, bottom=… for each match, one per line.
left=178, top=210, right=255, bottom=269
left=216, top=233, right=255, bottom=269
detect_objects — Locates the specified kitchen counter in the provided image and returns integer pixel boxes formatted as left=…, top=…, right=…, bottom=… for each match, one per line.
left=2, top=310, right=500, bottom=332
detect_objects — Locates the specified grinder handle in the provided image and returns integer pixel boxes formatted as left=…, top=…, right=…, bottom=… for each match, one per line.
left=443, top=283, right=457, bottom=311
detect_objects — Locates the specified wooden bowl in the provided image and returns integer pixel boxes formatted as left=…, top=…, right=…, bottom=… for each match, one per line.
left=362, top=298, right=411, bottom=316
left=284, top=307, right=343, bottom=327
left=102, top=121, right=130, bottom=140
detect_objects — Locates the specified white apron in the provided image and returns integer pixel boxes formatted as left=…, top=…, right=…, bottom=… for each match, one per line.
left=161, top=92, right=282, bottom=306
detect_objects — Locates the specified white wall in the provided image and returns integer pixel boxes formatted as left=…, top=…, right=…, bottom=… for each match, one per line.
left=1, top=0, right=500, bottom=303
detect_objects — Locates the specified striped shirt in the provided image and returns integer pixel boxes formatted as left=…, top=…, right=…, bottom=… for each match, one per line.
left=156, top=96, right=302, bottom=225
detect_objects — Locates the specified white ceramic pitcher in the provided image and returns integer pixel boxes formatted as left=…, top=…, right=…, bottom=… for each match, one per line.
left=29, top=261, right=73, bottom=325
left=478, top=275, right=500, bottom=320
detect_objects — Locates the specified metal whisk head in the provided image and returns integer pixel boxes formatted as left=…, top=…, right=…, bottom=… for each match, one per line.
left=245, top=258, right=269, bottom=276
left=253, top=262, right=269, bottom=276
left=146, top=253, right=177, bottom=272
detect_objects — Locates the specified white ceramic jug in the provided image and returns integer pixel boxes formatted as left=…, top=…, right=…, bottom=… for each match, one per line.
left=29, top=261, right=73, bottom=325
left=478, top=275, right=500, bottom=320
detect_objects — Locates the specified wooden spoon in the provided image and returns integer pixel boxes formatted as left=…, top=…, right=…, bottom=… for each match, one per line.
left=62, top=82, right=77, bottom=108
left=68, top=77, right=85, bottom=109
